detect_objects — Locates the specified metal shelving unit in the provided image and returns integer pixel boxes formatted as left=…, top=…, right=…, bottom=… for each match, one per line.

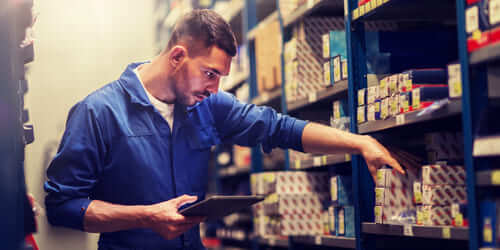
left=362, top=223, right=469, bottom=240
left=293, top=235, right=356, bottom=248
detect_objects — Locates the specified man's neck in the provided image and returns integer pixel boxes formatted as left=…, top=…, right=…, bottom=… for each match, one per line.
left=137, top=56, right=176, bottom=104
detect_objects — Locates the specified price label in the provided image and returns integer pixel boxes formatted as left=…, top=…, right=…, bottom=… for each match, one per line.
left=313, top=157, right=322, bottom=167
left=295, top=160, right=301, bottom=169
left=309, top=92, right=318, bottom=103
left=491, top=170, right=500, bottom=185
left=396, top=114, right=405, bottom=125
left=403, top=225, right=414, bottom=236
left=353, top=9, right=359, bottom=19
left=315, top=236, right=322, bottom=245
left=442, top=227, right=451, bottom=239
left=345, top=154, right=351, bottom=161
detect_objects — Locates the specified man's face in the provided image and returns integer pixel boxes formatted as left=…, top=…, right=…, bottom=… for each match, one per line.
left=172, top=45, right=232, bottom=106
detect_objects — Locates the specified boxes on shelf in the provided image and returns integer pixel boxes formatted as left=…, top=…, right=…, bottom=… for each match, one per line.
left=263, top=193, right=329, bottom=216
left=376, top=168, right=418, bottom=189
left=331, top=175, right=353, bottom=206
left=333, top=55, right=342, bottom=83
left=358, top=88, right=366, bottom=106
left=479, top=199, right=500, bottom=247
left=255, top=19, right=282, bottom=93
left=399, top=91, right=412, bottom=113
left=367, top=86, right=380, bottom=104
left=336, top=206, right=355, bottom=237
left=357, top=106, right=366, bottom=124
left=417, top=205, right=453, bottom=226
left=380, top=97, right=389, bottom=120
left=342, top=59, right=348, bottom=80
left=422, top=185, right=467, bottom=206
left=250, top=171, right=329, bottom=195
left=375, top=187, right=414, bottom=208
left=389, top=95, right=399, bottom=117
left=323, top=59, right=334, bottom=87
left=332, top=99, right=348, bottom=120
left=285, top=17, right=345, bottom=102
left=322, top=30, right=347, bottom=60
left=452, top=202, right=468, bottom=227
left=447, top=62, right=462, bottom=98
left=279, top=213, right=324, bottom=236
left=374, top=205, right=415, bottom=225
left=411, top=86, right=449, bottom=110
left=328, top=205, right=336, bottom=235
left=422, top=165, right=466, bottom=185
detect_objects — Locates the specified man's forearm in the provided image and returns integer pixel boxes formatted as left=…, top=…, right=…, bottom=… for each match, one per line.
left=301, top=122, right=367, bottom=155
left=83, top=200, right=150, bottom=233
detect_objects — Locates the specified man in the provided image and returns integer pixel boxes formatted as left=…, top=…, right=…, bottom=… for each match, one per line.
left=45, top=9, right=403, bottom=250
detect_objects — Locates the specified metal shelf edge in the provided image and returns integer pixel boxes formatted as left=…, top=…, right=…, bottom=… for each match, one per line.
left=287, top=80, right=349, bottom=112
left=358, top=99, right=462, bottom=134
left=469, top=41, right=500, bottom=65
left=251, top=88, right=282, bottom=106
left=292, top=235, right=356, bottom=248
left=223, top=71, right=249, bottom=92
left=362, top=223, right=469, bottom=240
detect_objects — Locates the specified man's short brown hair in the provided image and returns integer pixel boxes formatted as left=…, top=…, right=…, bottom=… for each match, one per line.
left=167, top=9, right=237, bottom=57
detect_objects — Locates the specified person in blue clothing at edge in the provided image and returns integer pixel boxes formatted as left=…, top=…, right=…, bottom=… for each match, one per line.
left=44, top=9, right=404, bottom=250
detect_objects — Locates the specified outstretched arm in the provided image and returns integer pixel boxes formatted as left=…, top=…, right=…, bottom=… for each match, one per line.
left=301, top=122, right=404, bottom=180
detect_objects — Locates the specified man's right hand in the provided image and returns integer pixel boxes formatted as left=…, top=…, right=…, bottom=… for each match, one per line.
left=145, top=195, right=206, bottom=240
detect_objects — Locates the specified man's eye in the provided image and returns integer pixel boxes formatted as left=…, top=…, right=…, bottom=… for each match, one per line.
left=205, top=71, right=216, bottom=79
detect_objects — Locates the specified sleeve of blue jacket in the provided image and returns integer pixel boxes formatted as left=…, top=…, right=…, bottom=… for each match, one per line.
left=44, top=102, right=106, bottom=231
left=209, top=92, right=309, bottom=153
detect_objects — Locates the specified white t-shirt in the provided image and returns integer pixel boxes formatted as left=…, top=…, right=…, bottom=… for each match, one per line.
left=134, top=68, right=175, bottom=132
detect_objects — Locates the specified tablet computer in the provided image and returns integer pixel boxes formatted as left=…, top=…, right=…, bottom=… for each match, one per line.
left=179, top=195, right=264, bottom=220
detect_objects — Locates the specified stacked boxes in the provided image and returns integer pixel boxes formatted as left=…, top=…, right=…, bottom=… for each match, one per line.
left=374, top=168, right=417, bottom=224
left=415, top=165, right=467, bottom=226
left=329, top=175, right=354, bottom=237
left=251, top=171, right=330, bottom=236
left=322, top=30, right=347, bottom=87
left=330, top=99, right=350, bottom=132
left=285, top=17, right=345, bottom=102
left=357, top=67, right=459, bottom=124
left=255, top=19, right=282, bottom=93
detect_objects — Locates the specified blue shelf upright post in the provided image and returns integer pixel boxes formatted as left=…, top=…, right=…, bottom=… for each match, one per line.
left=345, top=1, right=372, bottom=250
left=456, top=0, right=490, bottom=249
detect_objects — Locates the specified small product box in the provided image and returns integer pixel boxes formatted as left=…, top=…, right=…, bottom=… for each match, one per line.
left=263, top=193, right=329, bottom=215
left=357, top=106, right=366, bottom=124
left=379, top=77, right=390, bottom=98
left=322, top=30, right=347, bottom=59
left=447, top=62, right=462, bottom=98
left=258, top=171, right=330, bottom=195
left=329, top=205, right=336, bottom=235
left=380, top=97, right=389, bottom=120
left=397, top=73, right=408, bottom=93
left=336, top=206, right=355, bottom=237
left=479, top=199, right=500, bottom=247
left=367, top=103, right=376, bottom=121
left=375, top=187, right=414, bottom=208
left=341, top=59, right=348, bottom=80
left=411, top=86, right=449, bottom=110
left=376, top=168, right=417, bottom=189
left=280, top=213, right=324, bottom=236
left=333, top=55, right=342, bottom=83
left=331, top=175, right=353, bottom=206
left=390, top=74, right=399, bottom=96
left=399, top=92, right=412, bottom=113
left=422, top=165, right=466, bottom=185
left=374, top=205, right=411, bottom=224
left=358, top=88, right=366, bottom=106
left=400, top=69, right=447, bottom=92
left=323, top=60, right=333, bottom=87
left=333, top=99, right=348, bottom=120
left=417, top=205, right=453, bottom=226
left=389, top=95, right=399, bottom=117
left=422, top=185, right=467, bottom=205
left=367, top=86, right=380, bottom=104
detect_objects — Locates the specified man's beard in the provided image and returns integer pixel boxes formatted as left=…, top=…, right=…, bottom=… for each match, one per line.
left=171, top=62, right=193, bottom=106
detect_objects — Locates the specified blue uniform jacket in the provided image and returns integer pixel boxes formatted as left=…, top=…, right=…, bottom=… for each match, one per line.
left=44, top=62, right=308, bottom=250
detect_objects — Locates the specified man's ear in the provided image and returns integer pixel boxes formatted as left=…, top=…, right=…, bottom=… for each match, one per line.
left=168, top=46, right=187, bottom=68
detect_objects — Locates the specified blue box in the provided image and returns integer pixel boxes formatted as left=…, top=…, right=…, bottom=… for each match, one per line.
left=480, top=200, right=499, bottom=247
left=323, top=30, right=347, bottom=59
left=330, top=175, right=353, bottom=206
left=336, top=206, right=355, bottom=237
